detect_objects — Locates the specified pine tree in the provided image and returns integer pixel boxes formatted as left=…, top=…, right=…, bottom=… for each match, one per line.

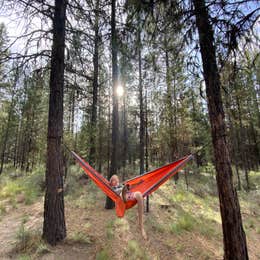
left=43, top=0, right=67, bottom=245
left=193, top=0, right=248, bottom=258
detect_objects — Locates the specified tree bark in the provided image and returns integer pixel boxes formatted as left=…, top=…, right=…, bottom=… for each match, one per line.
left=145, top=86, right=149, bottom=212
left=105, top=0, right=119, bottom=209
left=122, top=88, right=128, bottom=181
left=89, top=0, right=100, bottom=166
left=193, top=0, right=248, bottom=259
left=165, top=42, right=178, bottom=182
left=70, top=78, right=76, bottom=134
left=138, top=30, right=145, bottom=175
left=42, top=0, right=67, bottom=245
left=13, top=122, right=19, bottom=168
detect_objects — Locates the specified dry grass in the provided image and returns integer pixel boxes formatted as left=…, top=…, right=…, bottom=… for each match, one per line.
left=0, top=168, right=259, bottom=259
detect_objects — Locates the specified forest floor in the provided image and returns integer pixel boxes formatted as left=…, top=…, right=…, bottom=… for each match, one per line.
left=0, top=165, right=259, bottom=260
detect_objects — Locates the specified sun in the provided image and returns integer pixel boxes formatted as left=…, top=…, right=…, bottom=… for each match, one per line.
left=116, top=85, right=124, bottom=97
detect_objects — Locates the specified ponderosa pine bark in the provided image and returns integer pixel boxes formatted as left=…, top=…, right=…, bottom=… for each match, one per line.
left=192, top=0, right=248, bottom=259
left=89, top=0, right=100, bottom=166
left=138, top=30, right=145, bottom=175
left=105, top=0, right=119, bottom=209
left=42, top=0, right=67, bottom=245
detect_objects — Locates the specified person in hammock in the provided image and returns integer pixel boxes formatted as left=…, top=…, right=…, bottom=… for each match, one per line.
left=109, top=175, right=147, bottom=240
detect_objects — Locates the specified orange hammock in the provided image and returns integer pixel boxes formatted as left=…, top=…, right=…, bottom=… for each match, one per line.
left=71, top=151, right=193, bottom=217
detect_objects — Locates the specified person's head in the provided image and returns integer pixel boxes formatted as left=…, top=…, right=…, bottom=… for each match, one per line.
left=110, top=175, right=119, bottom=187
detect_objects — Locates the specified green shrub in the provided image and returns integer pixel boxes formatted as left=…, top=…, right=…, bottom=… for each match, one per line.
left=0, top=203, right=6, bottom=215
left=96, top=248, right=110, bottom=260
left=35, top=243, right=50, bottom=256
left=256, top=226, right=260, bottom=234
left=70, top=231, right=92, bottom=244
left=17, top=255, right=31, bottom=260
left=146, top=216, right=165, bottom=233
left=106, top=220, right=114, bottom=240
left=197, top=220, right=218, bottom=238
left=64, top=165, right=83, bottom=198
left=0, top=166, right=44, bottom=206
left=26, top=166, right=45, bottom=191
left=124, top=240, right=149, bottom=260
left=245, top=218, right=255, bottom=230
left=14, top=223, right=48, bottom=256
left=0, top=182, right=23, bottom=198
left=170, top=213, right=196, bottom=234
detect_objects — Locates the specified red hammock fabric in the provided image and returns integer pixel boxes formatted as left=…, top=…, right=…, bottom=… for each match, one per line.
left=71, top=151, right=193, bottom=217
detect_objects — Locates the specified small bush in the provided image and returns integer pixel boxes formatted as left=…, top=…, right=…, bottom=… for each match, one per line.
left=17, top=255, right=31, bottom=260
left=27, top=166, right=45, bottom=191
left=35, top=243, right=50, bottom=256
left=70, top=231, right=92, bottom=244
left=124, top=240, right=149, bottom=260
left=114, top=218, right=130, bottom=232
left=96, top=248, right=110, bottom=260
left=16, top=224, right=35, bottom=253
left=249, top=170, right=260, bottom=190
left=197, top=220, right=219, bottom=238
left=0, top=166, right=44, bottom=207
left=172, top=191, right=186, bottom=202
left=106, top=220, right=114, bottom=239
left=0, top=182, right=23, bottom=198
left=175, top=243, right=185, bottom=253
left=256, top=226, right=260, bottom=234
left=15, top=223, right=47, bottom=256
left=245, top=218, right=255, bottom=230
left=0, top=203, right=6, bottom=215
left=64, top=165, right=84, bottom=198
left=170, top=213, right=196, bottom=234
left=146, top=216, right=165, bottom=233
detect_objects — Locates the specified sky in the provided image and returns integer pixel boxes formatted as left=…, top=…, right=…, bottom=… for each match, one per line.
left=0, top=4, right=52, bottom=54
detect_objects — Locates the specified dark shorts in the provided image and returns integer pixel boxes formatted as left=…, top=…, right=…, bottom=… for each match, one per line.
left=125, top=191, right=135, bottom=201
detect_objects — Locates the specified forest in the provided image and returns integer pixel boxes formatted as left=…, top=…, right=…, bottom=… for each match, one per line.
left=0, top=0, right=259, bottom=259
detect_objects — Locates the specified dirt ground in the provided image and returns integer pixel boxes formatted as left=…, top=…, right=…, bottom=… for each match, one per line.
left=0, top=188, right=259, bottom=260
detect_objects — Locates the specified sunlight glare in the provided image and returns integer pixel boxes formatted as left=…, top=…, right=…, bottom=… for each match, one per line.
left=116, top=85, right=124, bottom=97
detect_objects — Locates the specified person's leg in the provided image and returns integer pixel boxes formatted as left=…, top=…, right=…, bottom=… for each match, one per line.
left=134, top=191, right=147, bottom=239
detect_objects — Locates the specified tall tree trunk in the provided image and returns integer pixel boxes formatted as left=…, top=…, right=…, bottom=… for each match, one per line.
left=145, top=86, right=149, bottom=212
left=235, top=164, right=241, bottom=191
left=165, top=47, right=175, bottom=157
left=13, top=122, right=19, bottom=167
left=43, top=0, right=67, bottom=245
left=165, top=43, right=178, bottom=182
left=224, top=76, right=241, bottom=190
left=89, top=0, right=100, bottom=166
left=236, top=95, right=250, bottom=190
left=105, top=0, right=119, bottom=209
left=193, top=0, right=248, bottom=259
left=15, top=120, right=22, bottom=168
left=107, top=86, right=111, bottom=174
left=97, top=98, right=102, bottom=173
left=26, top=110, right=36, bottom=172
left=122, top=89, right=128, bottom=181
left=20, top=119, right=30, bottom=171
left=248, top=108, right=260, bottom=168
left=0, top=96, right=14, bottom=175
left=71, top=77, right=76, bottom=135
left=138, top=30, right=145, bottom=175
